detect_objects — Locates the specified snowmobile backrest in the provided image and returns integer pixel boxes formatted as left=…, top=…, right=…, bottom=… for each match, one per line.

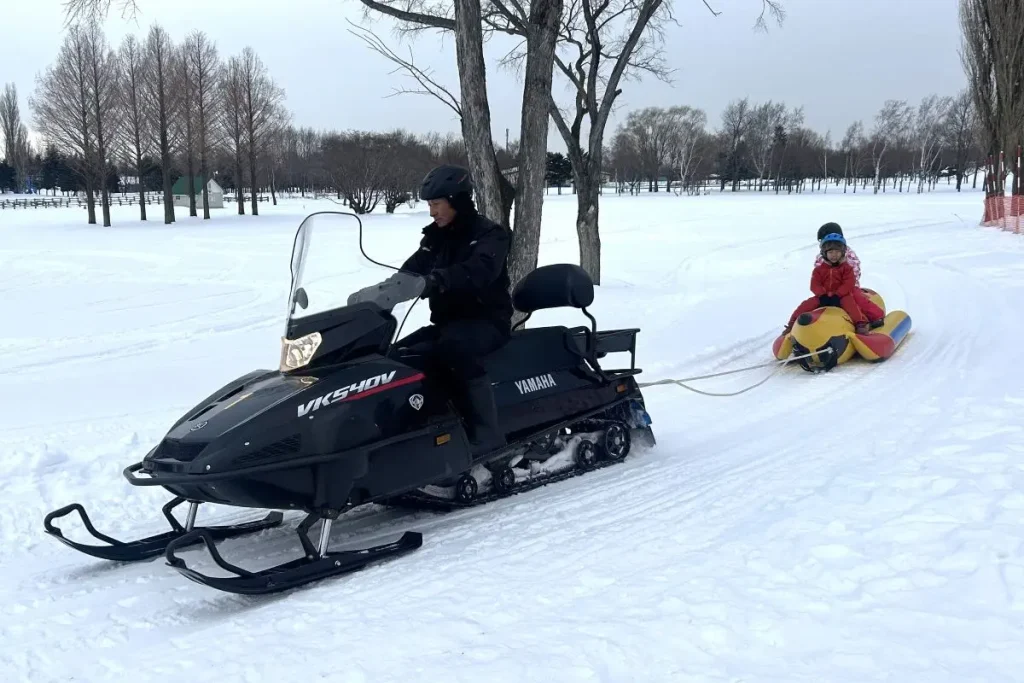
left=512, top=263, right=595, bottom=314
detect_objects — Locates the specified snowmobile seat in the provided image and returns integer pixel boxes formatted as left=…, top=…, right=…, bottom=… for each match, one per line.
left=481, top=325, right=588, bottom=384
left=498, top=263, right=640, bottom=379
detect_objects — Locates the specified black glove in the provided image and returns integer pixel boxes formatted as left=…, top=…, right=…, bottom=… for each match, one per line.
left=420, top=271, right=444, bottom=299
left=818, top=295, right=841, bottom=307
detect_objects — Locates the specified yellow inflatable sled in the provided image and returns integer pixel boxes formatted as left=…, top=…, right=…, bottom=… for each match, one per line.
left=772, top=288, right=912, bottom=372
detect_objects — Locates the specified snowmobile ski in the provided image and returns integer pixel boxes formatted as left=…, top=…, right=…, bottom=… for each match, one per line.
left=43, top=496, right=283, bottom=562
left=164, top=513, right=422, bottom=595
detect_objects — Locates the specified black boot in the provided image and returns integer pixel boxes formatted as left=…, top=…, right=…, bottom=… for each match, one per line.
left=462, top=376, right=506, bottom=457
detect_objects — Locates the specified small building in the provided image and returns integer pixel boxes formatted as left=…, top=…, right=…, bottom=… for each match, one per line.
left=171, top=176, right=224, bottom=209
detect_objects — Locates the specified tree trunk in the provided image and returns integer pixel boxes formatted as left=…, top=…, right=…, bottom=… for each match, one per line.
left=575, top=169, right=601, bottom=284
left=91, top=73, right=111, bottom=227
left=100, top=168, right=111, bottom=226
left=453, top=0, right=504, bottom=225
left=161, top=140, right=174, bottom=224
left=188, top=160, right=197, bottom=217
left=156, top=57, right=175, bottom=224
left=198, top=84, right=210, bottom=220
left=249, top=153, right=259, bottom=216
left=84, top=181, right=97, bottom=224
left=507, top=0, right=563, bottom=291
left=235, top=154, right=245, bottom=215
left=135, top=149, right=147, bottom=220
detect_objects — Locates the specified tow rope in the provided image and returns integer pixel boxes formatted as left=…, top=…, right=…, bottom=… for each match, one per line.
left=637, top=348, right=833, bottom=397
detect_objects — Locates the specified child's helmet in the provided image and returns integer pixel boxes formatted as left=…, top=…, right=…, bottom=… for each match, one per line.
left=817, top=222, right=843, bottom=241
left=820, top=232, right=846, bottom=257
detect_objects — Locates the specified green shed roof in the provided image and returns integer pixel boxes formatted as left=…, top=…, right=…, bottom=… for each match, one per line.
left=171, top=176, right=206, bottom=194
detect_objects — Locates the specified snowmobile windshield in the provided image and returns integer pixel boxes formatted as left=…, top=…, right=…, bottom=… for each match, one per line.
left=285, top=211, right=427, bottom=333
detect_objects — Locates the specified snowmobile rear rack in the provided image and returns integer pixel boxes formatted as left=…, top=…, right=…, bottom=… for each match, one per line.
left=43, top=496, right=283, bottom=562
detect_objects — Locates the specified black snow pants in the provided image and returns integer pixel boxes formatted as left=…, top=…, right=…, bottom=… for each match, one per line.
left=396, top=319, right=508, bottom=382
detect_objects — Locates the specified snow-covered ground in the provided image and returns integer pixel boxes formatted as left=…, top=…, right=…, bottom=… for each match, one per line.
left=2, top=186, right=1024, bottom=682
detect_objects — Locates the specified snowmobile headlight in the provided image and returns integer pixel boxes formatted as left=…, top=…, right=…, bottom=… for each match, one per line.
left=279, top=332, right=322, bottom=372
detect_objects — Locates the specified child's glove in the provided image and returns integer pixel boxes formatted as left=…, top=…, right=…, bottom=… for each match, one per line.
left=819, top=295, right=841, bottom=307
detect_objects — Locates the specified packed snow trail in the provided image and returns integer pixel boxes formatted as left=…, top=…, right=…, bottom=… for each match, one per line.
left=2, top=189, right=1024, bottom=682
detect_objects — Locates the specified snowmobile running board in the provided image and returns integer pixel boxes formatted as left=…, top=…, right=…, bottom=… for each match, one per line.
left=43, top=496, right=284, bottom=563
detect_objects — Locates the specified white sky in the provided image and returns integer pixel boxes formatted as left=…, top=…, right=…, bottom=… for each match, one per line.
left=3, top=0, right=966, bottom=152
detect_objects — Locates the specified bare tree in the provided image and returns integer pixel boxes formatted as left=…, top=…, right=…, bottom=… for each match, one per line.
left=142, top=24, right=178, bottom=223
left=1, top=84, right=31, bottom=191
left=840, top=121, right=865, bottom=192
left=913, top=94, right=953, bottom=193
left=296, top=126, right=323, bottom=195
left=83, top=22, right=120, bottom=226
left=870, top=99, right=913, bottom=193
left=609, top=128, right=644, bottom=194
left=959, top=0, right=1024, bottom=194
left=943, top=88, right=978, bottom=191
left=183, top=30, right=220, bottom=219
left=720, top=97, right=751, bottom=191
left=492, top=0, right=564, bottom=290
left=355, top=2, right=510, bottom=229
left=353, top=0, right=560, bottom=293
left=380, top=129, right=435, bottom=212
left=64, top=0, right=142, bottom=23
left=770, top=105, right=804, bottom=192
left=531, top=0, right=673, bottom=283
left=817, top=130, right=832, bottom=191
left=667, top=106, right=707, bottom=193
left=220, top=56, right=247, bottom=215
left=238, top=47, right=285, bottom=216
left=31, top=25, right=99, bottom=223
left=117, top=34, right=151, bottom=219
left=175, top=43, right=199, bottom=217
left=322, top=131, right=388, bottom=214
left=746, top=100, right=787, bottom=189
left=616, top=107, right=683, bottom=191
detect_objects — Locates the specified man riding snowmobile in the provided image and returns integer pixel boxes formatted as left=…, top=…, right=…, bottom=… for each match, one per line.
left=396, top=164, right=512, bottom=456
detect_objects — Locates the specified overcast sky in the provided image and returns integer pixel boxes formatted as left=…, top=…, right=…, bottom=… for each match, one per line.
left=3, top=0, right=965, bottom=152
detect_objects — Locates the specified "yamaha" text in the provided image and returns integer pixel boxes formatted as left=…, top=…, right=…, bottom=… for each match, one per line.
left=297, top=371, right=397, bottom=417
left=515, top=373, right=557, bottom=395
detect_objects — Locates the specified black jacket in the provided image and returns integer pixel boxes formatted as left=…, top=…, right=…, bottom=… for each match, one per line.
left=401, top=208, right=514, bottom=334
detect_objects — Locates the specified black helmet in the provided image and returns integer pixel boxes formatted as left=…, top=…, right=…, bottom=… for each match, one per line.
left=817, top=222, right=843, bottom=241
left=419, top=164, right=473, bottom=201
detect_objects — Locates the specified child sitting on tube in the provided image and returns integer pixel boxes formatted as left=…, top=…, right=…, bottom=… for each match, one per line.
left=784, top=233, right=883, bottom=335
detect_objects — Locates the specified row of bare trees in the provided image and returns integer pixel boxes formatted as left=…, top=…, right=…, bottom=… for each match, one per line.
left=959, top=0, right=1024, bottom=197
left=28, top=20, right=286, bottom=226
left=62, top=0, right=785, bottom=290
left=0, top=83, right=32, bottom=192
left=607, top=90, right=984, bottom=195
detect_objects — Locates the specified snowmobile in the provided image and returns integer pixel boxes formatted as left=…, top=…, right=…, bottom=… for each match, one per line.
left=43, top=211, right=655, bottom=595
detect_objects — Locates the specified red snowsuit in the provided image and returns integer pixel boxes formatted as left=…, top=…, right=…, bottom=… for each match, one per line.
left=816, top=247, right=861, bottom=285
left=788, top=259, right=883, bottom=328
left=813, top=247, right=880, bottom=322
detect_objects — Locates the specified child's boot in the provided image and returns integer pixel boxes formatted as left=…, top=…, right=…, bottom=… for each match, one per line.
left=855, top=321, right=870, bottom=334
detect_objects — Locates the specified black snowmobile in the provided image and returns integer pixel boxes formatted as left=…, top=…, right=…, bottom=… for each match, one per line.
left=43, top=211, right=655, bottom=595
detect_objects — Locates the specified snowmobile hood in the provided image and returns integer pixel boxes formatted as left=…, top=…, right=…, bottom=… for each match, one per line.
left=165, top=371, right=313, bottom=443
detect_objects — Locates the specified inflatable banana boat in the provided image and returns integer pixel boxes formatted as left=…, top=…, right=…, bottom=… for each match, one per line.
left=772, top=288, right=912, bottom=372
